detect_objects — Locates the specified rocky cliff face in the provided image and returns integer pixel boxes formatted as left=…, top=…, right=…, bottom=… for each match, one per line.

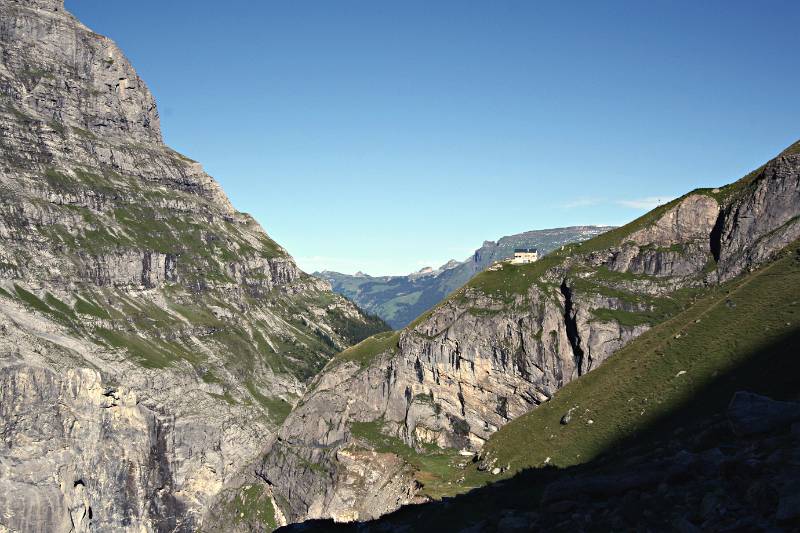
left=715, top=147, right=800, bottom=281
left=0, top=2, right=387, bottom=531
left=260, top=145, right=800, bottom=524
left=1, top=0, right=161, bottom=144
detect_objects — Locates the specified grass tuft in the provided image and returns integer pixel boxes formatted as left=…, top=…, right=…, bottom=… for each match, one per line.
left=331, top=330, right=400, bottom=368
left=480, top=240, right=800, bottom=473
left=350, top=419, right=491, bottom=499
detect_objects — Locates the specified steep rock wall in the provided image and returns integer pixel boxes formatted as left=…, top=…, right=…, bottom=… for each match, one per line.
left=717, top=153, right=800, bottom=281
left=0, top=2, right=388, bottom=531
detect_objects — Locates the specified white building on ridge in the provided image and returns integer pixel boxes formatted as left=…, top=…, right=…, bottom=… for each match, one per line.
left=510, top=248, right=539, bottom=264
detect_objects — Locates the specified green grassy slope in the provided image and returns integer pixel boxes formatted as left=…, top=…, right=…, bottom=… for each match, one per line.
left=330, top=330, right=401, bottom=368
left=350, top=419, right=493, bottom=500
left=318, top=233, right=800, bottom=513
left=271, top=143, right=798, bottom=530
left=297, top=240, right=800, bottom=533
left=480, top=239, right=800, bottom=473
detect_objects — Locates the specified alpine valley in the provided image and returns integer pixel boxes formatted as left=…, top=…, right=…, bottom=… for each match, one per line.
left=316, top=226, right=614, bottom=329
left=2, top=2, right=800, bottom=533
left=262, top=139, right=800, bottom=529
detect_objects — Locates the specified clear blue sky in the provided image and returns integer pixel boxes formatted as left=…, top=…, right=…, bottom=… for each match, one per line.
left=66, top=0, right=800, bottom=275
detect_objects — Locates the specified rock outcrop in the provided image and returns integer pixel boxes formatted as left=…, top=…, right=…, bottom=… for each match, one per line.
left=0, top=2, right=387, bottom=531
left=0, top=366, right=179, bottom=532
left=727, top=391, right=800, bottom=436
left=261, top=144, right=800, bottom=524
left=1, top=0, right=161, bottom=144
left=715, top=151, right=800, bottom=281
left=296, top=393, right=800, bottom=532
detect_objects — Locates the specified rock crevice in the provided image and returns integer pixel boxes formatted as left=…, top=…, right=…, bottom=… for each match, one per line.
left=559, top=280, right=584, bottom=377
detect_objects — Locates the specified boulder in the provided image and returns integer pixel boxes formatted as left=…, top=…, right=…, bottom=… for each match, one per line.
left=727, top=392, right=800, bottom=436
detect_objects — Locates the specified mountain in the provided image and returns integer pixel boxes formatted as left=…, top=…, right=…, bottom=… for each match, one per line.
left=280, top=224, right=800, bottom=533
left=316, top=226, right=614, bottom=329
left=259, top=140, right=800, bottom=527
left=0, top=2, right=387, bottom=531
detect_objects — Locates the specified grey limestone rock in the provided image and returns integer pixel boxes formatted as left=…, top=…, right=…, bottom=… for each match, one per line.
left=0, top=1, right=386, bottom=531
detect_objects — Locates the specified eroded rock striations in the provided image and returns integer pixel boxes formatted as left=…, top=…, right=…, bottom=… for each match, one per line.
left=0, top=2, right=386, bottom=531
left=260, top=143, right=800, bottom=524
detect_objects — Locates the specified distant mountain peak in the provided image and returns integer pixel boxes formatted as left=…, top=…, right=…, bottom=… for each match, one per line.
left=321, top=225, right=615, bottom=328
left=441, top=259, right=460, bottom=270
left=408, top=266, right=436, bottom=279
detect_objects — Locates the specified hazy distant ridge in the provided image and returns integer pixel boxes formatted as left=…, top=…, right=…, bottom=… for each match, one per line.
left=316, top=225, right=614, bottom=328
